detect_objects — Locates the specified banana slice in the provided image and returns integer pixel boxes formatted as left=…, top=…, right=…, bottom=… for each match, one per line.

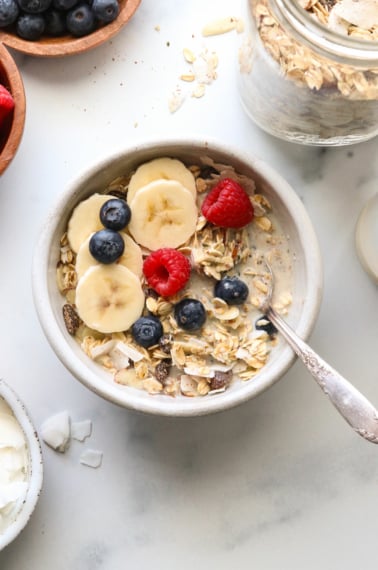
left=75, top=264, right=145, bottom=334
left=75, top=232, right=143, bottom=280
left=128, top=179, right=198, bottom=251
left=67, top=193, right=114, bottom=253
left=127, top=157, right=197, bottom=203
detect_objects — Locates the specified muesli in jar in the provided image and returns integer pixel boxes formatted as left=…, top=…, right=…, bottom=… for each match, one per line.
left=238, top=0, right=378, bottom=145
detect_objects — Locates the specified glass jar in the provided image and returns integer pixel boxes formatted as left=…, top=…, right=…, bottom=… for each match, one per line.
left=238, top=0, right=378, bottom=145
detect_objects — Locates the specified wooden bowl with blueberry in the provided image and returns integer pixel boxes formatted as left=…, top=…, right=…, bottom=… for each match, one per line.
left=0, top=43, right=25, bottom=174
left=0, top=0, right=140, bottom=57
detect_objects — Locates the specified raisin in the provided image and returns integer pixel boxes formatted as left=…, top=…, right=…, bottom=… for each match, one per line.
left=155, top=360, right=171, bottom=383
left=158, top=333, right=173, bottom=355
left=62, top=303, right=81, bottom=335
left=210, top=370, right=232, bottom=392
left=200, top=165, right=219, bottom=179
left=108, top=189, right=127, bottom=200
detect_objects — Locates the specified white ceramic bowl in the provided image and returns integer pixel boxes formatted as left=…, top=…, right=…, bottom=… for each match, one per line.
left=32, top=138, right=322, bottom=417
left=0, top=379, right=43, bottom=551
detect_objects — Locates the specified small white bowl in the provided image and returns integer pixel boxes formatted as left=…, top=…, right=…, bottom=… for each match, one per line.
left=0, top=379, right=43, bottom=551
left=32, top=138, right=323, bottom=417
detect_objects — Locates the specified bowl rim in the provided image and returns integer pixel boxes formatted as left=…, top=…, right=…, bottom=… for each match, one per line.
left=0, top=44, right=26, bottom=176
left=0, top=379, right=43, bottom=551
left=0, top=0, right=141, bottom=57
left=32, top=136, right=323, bottom=417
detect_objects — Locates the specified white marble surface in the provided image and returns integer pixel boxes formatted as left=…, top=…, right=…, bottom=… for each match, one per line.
left=0, top=0, right=378, bottom=568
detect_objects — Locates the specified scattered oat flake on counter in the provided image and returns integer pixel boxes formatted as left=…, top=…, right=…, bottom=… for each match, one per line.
left=202, top=16, right=244, bottom=36
left=183, top=47, right=196, bottom=63
left=192, top=49, right=218, bottom=85
left=168, top=86, right=186, bottom=113
left=169, top=47, right=219, bottom=112
left=180, top=73, right=196, bottom=82
left=168, top=13, right=244, bottom=114
left=192, top=84, right=206, bottom=98
left=80, top=449, right=103, bottom=469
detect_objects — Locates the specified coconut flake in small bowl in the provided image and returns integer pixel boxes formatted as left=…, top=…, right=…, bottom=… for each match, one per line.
left=0, top=379, right=43, bottom=551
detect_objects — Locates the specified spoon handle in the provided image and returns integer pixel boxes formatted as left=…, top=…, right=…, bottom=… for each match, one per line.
left=267, top=307, right=378, bottom=444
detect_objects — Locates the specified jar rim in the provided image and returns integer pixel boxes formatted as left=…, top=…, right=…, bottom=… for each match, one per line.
left=273, top=0, right=378, bottom=64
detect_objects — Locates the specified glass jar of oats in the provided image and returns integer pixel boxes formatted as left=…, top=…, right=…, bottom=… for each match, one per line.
left=238, top=0, right=378, bottom=145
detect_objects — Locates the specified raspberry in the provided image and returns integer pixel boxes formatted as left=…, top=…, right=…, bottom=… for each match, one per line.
left=143, top=248, right=191, bottom=297
left=201, top=178, right=254, bottom=229
left=0, top=85, right=15, bottom=127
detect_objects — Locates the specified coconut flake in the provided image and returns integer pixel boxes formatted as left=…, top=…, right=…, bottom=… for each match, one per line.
left=79, top=449, right=103, bottom=468
left=90, top=340, right=116, bottom=360
left=183, top=366, right=215, bottom=378
left=331, top=0, right=378, bottom=30
left=40, top=410, right=71, bottom=453
left=71, top=419, right=92, bottom=442
left=180, top=375, right=198, bottom=396
left=109, top=343, right=131, bottom=370
left=113, top=342, right=145, bottom=363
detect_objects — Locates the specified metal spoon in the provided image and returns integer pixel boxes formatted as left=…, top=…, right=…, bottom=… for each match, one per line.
left=258, top=260, right=378, bottom=444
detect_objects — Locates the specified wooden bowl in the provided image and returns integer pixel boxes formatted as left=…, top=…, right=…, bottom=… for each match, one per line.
left=0, top=44, right=25, bottom=175
left=0, top=0, right=141, bottom=58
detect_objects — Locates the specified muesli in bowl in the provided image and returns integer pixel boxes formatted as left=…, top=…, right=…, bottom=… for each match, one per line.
left=32, top=139, right=322, bottom=416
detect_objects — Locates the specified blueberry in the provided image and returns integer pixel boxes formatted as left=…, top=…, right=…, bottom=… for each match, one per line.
left=174, top=298, right=206, bottom=331
left=52, top=0, right=77, bottom=10
left=131, top=316, right=163, bottom=348
left=66, top=3, right=96, bottom=36
left=255, top=315, right=277, bottom=337
left=44, top=9, right=67, bottom=34
left=91, top=0, right=118, bottom=23
left=16, top=13, right=45, bottom=39
left=214, top=276, right=249, bottom=306
left=17, top=0, right=51, bottom=14
left=17, top=0, right=51, bottom=13
left=89, top=229, right=124, bottom=264
left=100, top=198, right=131, bottom=231
left=0, top=0, right=19, bottom=27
